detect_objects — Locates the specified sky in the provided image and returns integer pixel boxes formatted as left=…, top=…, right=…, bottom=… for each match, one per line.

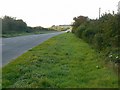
left=0, top=0, right=119, bottom=27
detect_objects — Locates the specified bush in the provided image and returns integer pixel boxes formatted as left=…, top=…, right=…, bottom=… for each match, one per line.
left=82, top=27, right=96, bottom=43
left=93, top=33, right=104, bottom=50
left=75, top=24, right=86, bottom=38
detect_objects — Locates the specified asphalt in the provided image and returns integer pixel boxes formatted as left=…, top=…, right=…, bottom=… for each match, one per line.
left=2, top=31, right=65, bottom=67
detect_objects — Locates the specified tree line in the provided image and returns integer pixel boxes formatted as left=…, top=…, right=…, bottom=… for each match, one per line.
left=2, top=16, right=55, bottom=35
left=72, top=13, right=120, bottom=63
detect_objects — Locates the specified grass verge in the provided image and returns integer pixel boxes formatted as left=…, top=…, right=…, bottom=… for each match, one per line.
left=2, top=30, right=58, bottom=38
left=2, top=33, right=118, bottom=88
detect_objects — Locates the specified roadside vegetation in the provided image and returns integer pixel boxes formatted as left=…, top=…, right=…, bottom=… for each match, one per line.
left=2, top=33, right=118, bottom=88
left=72, top=13, right=120, bottom=65
left=2, top=16, right=57, bottom=38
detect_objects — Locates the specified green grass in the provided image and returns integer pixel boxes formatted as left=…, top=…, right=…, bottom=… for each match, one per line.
left=2, top=33, right=118, bottom=88
left=2, top=30, right=58, bottom=38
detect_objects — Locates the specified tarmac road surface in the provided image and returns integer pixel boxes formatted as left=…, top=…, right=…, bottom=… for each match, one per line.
left=2, top=31, right=65, bottom=67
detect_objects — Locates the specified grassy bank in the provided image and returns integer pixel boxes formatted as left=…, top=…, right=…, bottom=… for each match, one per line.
left=2, top=30, right=58, bottom=38
left=2, top=33, right=118, bottom=88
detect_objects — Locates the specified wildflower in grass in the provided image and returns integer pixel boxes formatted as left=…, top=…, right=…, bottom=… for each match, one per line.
left=96, top=65, right=99, bottom=69
left=116, top=56, right=118, bottom=59
left=109, top=54, right=112, bottom=58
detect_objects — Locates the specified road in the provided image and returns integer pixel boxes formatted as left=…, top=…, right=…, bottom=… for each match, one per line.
left=2, top=31, right=65, bottom=67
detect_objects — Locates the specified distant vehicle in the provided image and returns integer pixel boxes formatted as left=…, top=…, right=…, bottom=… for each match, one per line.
left=65, top=29, right=71, bottom=33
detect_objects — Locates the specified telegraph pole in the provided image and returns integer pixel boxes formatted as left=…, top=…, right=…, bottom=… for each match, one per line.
left=99, top=8, right=101, bottom=19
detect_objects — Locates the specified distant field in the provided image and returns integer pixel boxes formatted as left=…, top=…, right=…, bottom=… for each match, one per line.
left=2, top=33, right=118, bottom=88
left=2, top=30, right=58, bottom=38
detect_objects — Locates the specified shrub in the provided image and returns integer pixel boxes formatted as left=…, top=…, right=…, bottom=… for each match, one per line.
left=93, top=33, right=104, bottom=50
left=81, top=27, right=96, bottom=43
left=72, top=13, right=120, bottom=63
left=75, top=24, right=86, bottom=38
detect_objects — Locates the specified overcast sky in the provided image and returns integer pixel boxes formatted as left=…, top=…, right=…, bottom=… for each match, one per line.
left=0, top=0, right=119, bottom=27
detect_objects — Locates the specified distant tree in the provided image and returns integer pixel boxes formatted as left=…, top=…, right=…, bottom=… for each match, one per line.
left=2, top=16, right=15, bottom=34
left=73, top=16, right=88, bottom=27
left=2, top=16, right=27, bottom=34
left=72, top=16, right=88, bottom=33
left=15, top=19, right=27, bottom=31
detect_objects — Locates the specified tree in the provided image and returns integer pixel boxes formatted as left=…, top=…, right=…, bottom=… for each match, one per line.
left=72, top=16, right=88, bottom=33
left=2, top=16, right=27, bottom=34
